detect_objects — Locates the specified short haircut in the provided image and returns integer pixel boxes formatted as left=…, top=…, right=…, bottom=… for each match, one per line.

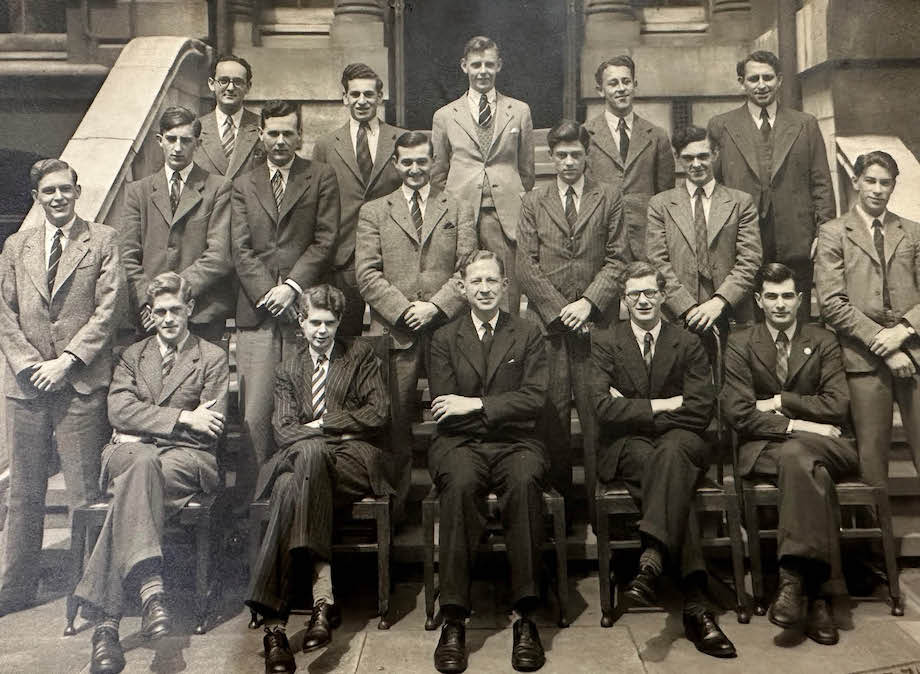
left=547, top=119, right=590, bottom=152
left=341, top=62, right=383, bottom=94
left=393, top=130, right=434, bottom=159
left=594, top=55, right=636, bottom=85
left=463, top=35, right=499, bottom=59
left=260, top=100, right=301, bottom=131
left=737, top=50, right=781, bottom=79
left=158, top=105, right=201, bottom=137
left=460, top=249, right=505, bottom=278
left=754, top=262, right=798, bottom=293
left=854, top=150, right=900, bottom=180
left=619, top=260, right=666, bottom=295
left=30, top=158, right=77, bottom=192
left=298, top=283, right=346, bottom=320
left=672, top=125, right=718, bottom=155
left=211, top=53, right=253, bottom=83
left=146, top=271, right=192, bottom=305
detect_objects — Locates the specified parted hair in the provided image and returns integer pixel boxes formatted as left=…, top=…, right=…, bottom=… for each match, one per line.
left=854, top=151, right=900, bottom=179
left=341, top=63, right=383, bottom=94
left=754, top=262, right=798, bottom=293
left=460, top=249, right=505, bottom=278
left=393, top=130, right=434, bottom=159
left=463, top=35, right=499, bottom=59
left=594, top=55, right=636, bottom=85
left=737, top=50, right=781, bottom=78
left=159, top=106, right=201, bottom=137
left=147, top=271, right=193, bottom=305
left=618, top=261, right=666, bottom=295
left=29, top=158, right=77, bottom=191
left=299, top=283, right=346, bottom=320
left=260, top=100, right=301, bottom=131
left=547, top=119, right=590, bottom=152
left=210, top=53, right=253, bottom=83
left=671, top=125, right=719, bottom=154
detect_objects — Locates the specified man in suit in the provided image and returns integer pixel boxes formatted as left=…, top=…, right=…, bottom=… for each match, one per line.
left=429, top=250, right=548, bottom=674
left=0, top=159, right=124, bottom=616
left=516, top=119, right=628, bottom=507
left=591, top=261, right=736, bottom=659
left=708, top=50, right=835, bottom=321
left=815, top=151, right=920, bottom=489
left=584, top=55, right=675, bottom=262
left=231, top=99, right=339, bottom=490
left=313, top=63, right=406, bottom=336
left=646, top=125, right=762, bottom=336
left=74, top=272, right=228, bottom=674
left=249, top=285, right=393, bottom=672
left=119, top=106, right=232, bottom=344
left=194, top=54, right=262, bottom=181
left=356, top=130, right=476, bottom=516
left=431, top=35, right=534, bottom=314
left=723, top=262, right=857, bottom=646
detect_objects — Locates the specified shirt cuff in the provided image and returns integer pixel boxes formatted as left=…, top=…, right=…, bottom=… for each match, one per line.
left=786, top=419, right=795, bottom=434
left=284, top=279, right=303, bottom=295
left=63, top=350, right=82, bottom=365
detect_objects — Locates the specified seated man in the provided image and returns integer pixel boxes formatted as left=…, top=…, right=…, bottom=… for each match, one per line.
left=75, top=271, right=228, bottom=674
left=591, top=261, right=736, bottom=659
left=247, top=284, right=393, bottom=673
left=723, top=263, right=857, bottom=645
left=427, top=250, right=549, bottom=674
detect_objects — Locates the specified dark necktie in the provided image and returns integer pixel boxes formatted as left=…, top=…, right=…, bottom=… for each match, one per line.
left=356, top=121, right=373, bottom=186
left=410, top=190, right=423, bottom=239
left=271, top=169, right=284, bottom=209
left=169, top=171, right=181, bottom=214
left=694, top=187, right=712, bottom=280
left=564, top=185, right=577, bottom=230
left=775, top=330, right=789, bottom=384
left=481, top=321, right=494, bottom=371
left=643, top=332, right=653, bottom=373
left=760, top=107, right=772, bottom=141
left=873, top=218, right=892, bottom=309
left=311, top=353, right=328, bottom=420
left=221, top=115, right=235, bottom=158
left=162, top=343, right=177, bottom=378
left=617, top=116, right=629, bottom=162
left=478, top=93, right=492, bottom=127
left=47, top=229, right=62, bottom=294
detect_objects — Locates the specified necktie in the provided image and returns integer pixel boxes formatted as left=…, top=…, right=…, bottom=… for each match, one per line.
left=410, top=190, right=423, bottom=239
left=311, top=353, right=328, bottom=420
left=47, top=229, right=62, bottom=294
left=478, top=93, right=492, bottom=127
left=221, top=115, right=235, bottom=158
left=694, top=187, right=712, bottom=279
left=481, top=321, right=494, bottom=371
left=617, top=116, right=629, bottom=162
left=271, top=169, right=284, bottom=210
left=873, top=218, right=892, bottom=309
left=775, top=330, right=789, bottom=384
left=643, top=332, right=653, bottom=372
left=760, top=107, right=772, bottom=141
left=356, top=121, right=373, bottom=186
left=169, top=171, right=181, bottom=214
left=162, top=344, right=177, bottom=378
left=564, top=186, right=577, bottom=230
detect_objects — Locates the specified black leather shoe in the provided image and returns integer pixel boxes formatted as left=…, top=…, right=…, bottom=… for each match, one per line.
left=90, top=626, right=125, bottom=674
left=141, top=593, right=171, bottom=640
left=624, top=567, right=658, bottom=607
left=302, top=600, right=341, bottom=652
left=683, top=611, right=737, bottom=659
left=434, top=620, right=467, bottom=673
left=805, top=598, right=839, bottom=646
left=511, top=617, right=545, bottom=672
left=263, top=627, right=296, bottom=673
left=768, top=567, right=806, bottom=629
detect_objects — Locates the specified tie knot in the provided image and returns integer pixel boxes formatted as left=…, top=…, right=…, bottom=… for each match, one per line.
left=695, top=186, right=705, bottom=199
left=644, top=332, right=653, bottom=346
left=776, top=330, right=789, bottom=346
left=566, top=185, right=576, bottom=197
left=316, top=353, right=326, bottom=365
left=172, top=171, right=181, bottom=183
left=760, top=107, right=770, bottom=120
left=359, top=120, right=370, bottom=130
left=480, top=93, right=488, bottom=104
left=482, top=322, right=493, bottom=337
left=52, top=228, right=62, bottom=240
left=873, top=218, right=883, bottom=230
left=224, top=115, right=234, bottom=128
left=617, top=117, right=627, bottom=130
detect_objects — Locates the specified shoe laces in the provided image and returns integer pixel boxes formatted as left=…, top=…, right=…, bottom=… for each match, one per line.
left=307, top=601, right=327, bottom=630
left=264, top=626, right=286, bottom=647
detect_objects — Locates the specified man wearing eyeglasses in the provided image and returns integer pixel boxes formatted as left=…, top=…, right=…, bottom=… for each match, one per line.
left=646, top=125, right=761, bottom=337
left=591, top=261, right=737, bottom=659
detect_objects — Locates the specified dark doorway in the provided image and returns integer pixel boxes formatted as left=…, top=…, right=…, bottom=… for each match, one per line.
left=403, top=0, right=566, bottom=130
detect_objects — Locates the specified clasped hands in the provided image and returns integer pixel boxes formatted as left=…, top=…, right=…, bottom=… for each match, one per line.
left=257, top=283, right=299, bottom=321
left=28, top=353, right=76, bottom=392
left=557, top=298, right=593, bottom=335
left=867, top=325, right=916, bottom=378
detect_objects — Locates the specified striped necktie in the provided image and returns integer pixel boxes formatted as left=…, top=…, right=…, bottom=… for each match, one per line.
left=271, top=169, right=284, bottom=209
left=356, top=121, right=373, bottom=186
left=169, top=171, right=181, bottom=214
left=162, top=343, right=177, bottom=378
left=47, top=228, right=62, bottom=294
left=694, top=187, right=713, bottom=280
left=617, top=116, right=629, bottom=162
left=478, top=93, right=492, bottom=127
left=564, top=186, right=577, bottom=231
left=221, top=115, right=235, bottom=158
left=775, top=331, right=789, bottom=384
left=311, top=353, right=328, bottom=420
left=643, top=332, right=653, bottom=373
left=760, top=107, right=772, bottom=141
left=410, top=190, right=423, bottom=239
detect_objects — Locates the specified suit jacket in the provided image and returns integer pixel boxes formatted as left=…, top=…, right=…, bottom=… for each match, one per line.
left=194, top=108, right=262, bottom=182
left=0, top=217, right=125, bottom=399
left=431, top=92, right=535, bottom=239
left=722, top=322, right=851, bottom=476
left=231, top=156, right=339, bottom=327
left=355, top=186, right=477, bottom=348
left=584, top=113, right=675, bottom=261
left=516, top=179, right=628, bottom=330
left=591, top=321, right=714, bottom=474
left=427, top=311, right=548, bottom=474
left=815, top=206, right=920, bottom=373
left=104, top=334, right=229, bottom=492
left=646, top=183, right=762, bottom=321
left=313, top=121, right=407, bottom=269
left=708, top=105, right=835, bottom=262
left=117, top=164, right=233, bottom=327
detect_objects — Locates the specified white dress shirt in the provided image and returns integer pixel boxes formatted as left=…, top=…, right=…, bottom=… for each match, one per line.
left=765, top=322, right=796, bottom=359
left=215, top=108, right=244, bottom=141
left=747, top=101, right=777, bottom=129
left=156, top=332, right=190, bottom=358
left=856, top=203, right=890, bottom=238
left=164, top=161, right=194, bottom=200
left=401, top=183, right=431, bottom=220
left=267, top=156, right=295, bottom=192
left=686, top=178, right=717, bottom=223
left=350, top=117, right=380, bottom=160
left=467, top=88, right=496, bottom=122
left=630, top=320, right=662, bottom=359
left=471, top=310, right=500, bottom=341
left=309, top=345, right=333, bottom=369
left=557, top=175, right=585, bottom=213
left=605, top=109, right=634, bottom=158
left=45, top=216, right=76, bottom=270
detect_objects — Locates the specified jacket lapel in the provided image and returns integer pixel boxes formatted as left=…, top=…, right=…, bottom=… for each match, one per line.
left=573, top=182, right=603, bottom=237
left=420, top=190, right=449, bottom=247
left=648, top=322, right=679, bottom=396
left=623, top=116, right=652, bottom=171
left=844, top=208, right=880, bottom=265
left=786, top=326, right=813, bottom=386
left=883, top=212, right=906, bottom=265
left=226, top=109, right=261, bottom=179
left=457, top=314, right=485, bottom=382
left=171, top=165, right=206, bottom=225
left=332, top=123, right=364, bottom=185
left=388, top=191, right=419, bottom=243
left=485, top=94, right=514, bottom=160
left=450, top=96, right=481, bottom=153
left=157, top=336, right=200, bottom=404
left=615, top=322, right=650, bottom=397
left=23, top=227, right=50, bottom=303
left=367, top=122, right=399, bottom=191
left=51, top=218, right=90, bottom=299
left=666, top=188, right=697, bottom=252
left=484, top=312, right=515, bottom=389
left=539, top=183, right=570, bottom=235
left=278, top=157, right=310, bottom=223
left=252, top=164, right=279, bottom=222
left=724, top=106, right=762, bottom=181
left=706, top=184, right=736, bottom=246
left=750, top=323, right=781, bottom=387
left=770, top=110, right=803, bottom=180
left=138, top=338, right=162, bottom=402
left=585, top=115, right=623, bottom=169
left=199, top=112, right=230, bottom=175
left=150, top=170, right=173, bottom=225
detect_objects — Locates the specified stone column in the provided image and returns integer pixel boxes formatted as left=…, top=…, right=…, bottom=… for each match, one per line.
left=331, top=0, right=385, bottom=47
left=710, top=0, right=752, bottom=40
left=229, top=0, right=257, bottom=48
left=584, top=1, right=640, bottom=46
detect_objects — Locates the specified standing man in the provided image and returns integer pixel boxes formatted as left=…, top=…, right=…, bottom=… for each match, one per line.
left=708, top=50, right=834, bottom=321
left=313, top=63, right=406, bottom=336
left=356, top=130, right=476, bottom=517
left=0, top=159, right=124, bottom=616
left=431, top=35, right=534, bottom=314
left=723, top=263, right=857, bottom=646
left=195, top=54, right=262, bottom=182
left=119, top=106, right=232, bottom=344
left=591, top=261, right=737, bottom=659
left=584, top=55, right=675, bottom=262
left=516, top=119, right=628, bottom=508
left=646, top=126, right=762, bottom=336
left=815, top=151, right=920, bottom=489
left=429, top=250, right=549, bottom=674
left=231, top=100, right=339, bottom=485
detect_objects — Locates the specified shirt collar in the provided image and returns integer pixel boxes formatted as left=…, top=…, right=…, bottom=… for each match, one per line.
left=350, top=116, right=380, bottom=136
left=268, top=156, right=295, bottom=176
left=630, top=319, right=662, bottom=345
left=605, top=109, right=634, bottom=131
left=856, top=203, right=889, bottom=232
left=402, top=183, right=431, bottom=204
left=471, top=310, right=499, bottom=335
left=685, top=178, right=717, bottom=200
left=747, top=100, right=777, bottom=125
left=468, top=88, right=496, bottom=105
left=45, top=215, right=77, bottom=241
left=309, top=343, right=333, bottom=366
left=557, top=175, right=585, bottom=201
left=165, top=162, right=194, bottom=185
left=216, top=107, right=244, bottom=131
left=765, top=321, right=797, bottom=346
left=157, top=332, right=190, bottom=357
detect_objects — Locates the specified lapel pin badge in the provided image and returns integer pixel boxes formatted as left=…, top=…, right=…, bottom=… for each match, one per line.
left=803, top=347, right=812, bottom=355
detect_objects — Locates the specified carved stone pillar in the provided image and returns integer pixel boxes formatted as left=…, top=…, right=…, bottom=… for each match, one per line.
left=331, top=0, right=385, bottom=47
left=584, top=1, right=640, bottom=46
left=229, top=0, right=258, bottom=48
left=710, top=0, right=752, bottom=40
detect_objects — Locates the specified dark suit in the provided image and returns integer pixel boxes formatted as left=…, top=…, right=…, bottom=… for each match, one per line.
left=592, top=321, right=714, bottom=576
left=723, top=323, right=858, bottom=566
left=428, top=312, right=548, bottom=612
left=247, top=338, right=393, bottom=616
left=194, top=108, right=262, bottom=182
left=313, top=121, right=406, bottom=335
left=73, top=335, right=228, bottom=617
left=0, top=217, right=124, bottom=609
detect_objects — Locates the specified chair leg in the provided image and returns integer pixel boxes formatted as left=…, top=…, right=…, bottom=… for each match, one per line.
left=874, top=490, right=903, bottom=616
left=743, top=489, right=767, bottom=616
left=194, top=517, right=211, bottom=635
left=551, top=500, right=569, bottom=628
left=376, top=504, right=392, bottom=630
left=724, top=494, right=751, bottom=624
left=596, top=503, right=614, bottom=628
left=247, top=509, right=264, bottom=629
left=64, top=514, right=87, bottom=637
left=423, top=500, right=439, bottom=630
left=248, top=609, right=263, bottom=630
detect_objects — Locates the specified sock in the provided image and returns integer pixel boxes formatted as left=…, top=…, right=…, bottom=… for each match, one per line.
left=313, top=560, right=334, bottom=606
left=639, top=546, right=664, bottom=577
left=513, top=596, right=539, bottom=621
left=441, top=604, right=469, bottom=624
left=98, top=615, right=120, bottom=634
left=139, top=574, right=164, bottom=606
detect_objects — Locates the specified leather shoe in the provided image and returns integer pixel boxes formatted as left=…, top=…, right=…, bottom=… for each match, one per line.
left=141, top=593, right=171, bottom=640
left=683, top=611, right=737, bottom=659
left=624, top=566, right=658, bottom=607
left=90, top=626, right=125, bottom=674
left=511, top=617, right=545, bottom=672
left=262, top=626, right=296, bottom=673
left=768, top=566, right=806, bottom=629
left=805, top=598, right=839, bottom=646
left=434, top=620, right=467, bottom=673
left=302, top=600, right=341, bottom=652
